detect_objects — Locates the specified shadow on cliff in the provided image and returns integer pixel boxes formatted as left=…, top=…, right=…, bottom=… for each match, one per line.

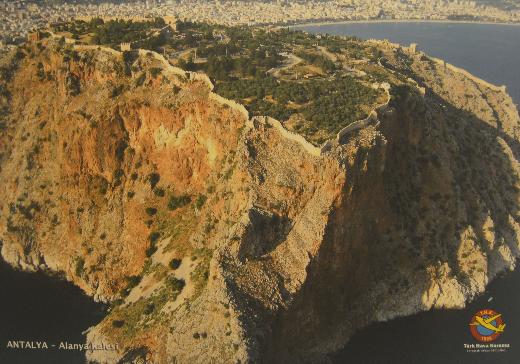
left=238, top=207, right=293, bottom=261
left=259, top=85, right=520, bottom=363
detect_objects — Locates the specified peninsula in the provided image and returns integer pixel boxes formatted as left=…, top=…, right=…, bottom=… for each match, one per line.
left=1, top=17, right=519, bottom=364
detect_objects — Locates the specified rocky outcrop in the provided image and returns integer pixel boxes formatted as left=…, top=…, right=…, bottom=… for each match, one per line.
left=0, top=36, right=519, bottom=364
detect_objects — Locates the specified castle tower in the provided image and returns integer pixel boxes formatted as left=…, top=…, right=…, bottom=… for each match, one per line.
left=163, top=16, right=177, bottom=31
left=28, top=31, right=41, bottom=42
left=409, top=43, right=419, bottom=54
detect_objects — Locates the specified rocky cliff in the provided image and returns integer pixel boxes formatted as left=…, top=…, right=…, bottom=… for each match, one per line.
left=0, top=37, right=519, bottom=363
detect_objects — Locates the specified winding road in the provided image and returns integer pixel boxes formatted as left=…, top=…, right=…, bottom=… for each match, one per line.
left=267, top=52, right=303, bottom=78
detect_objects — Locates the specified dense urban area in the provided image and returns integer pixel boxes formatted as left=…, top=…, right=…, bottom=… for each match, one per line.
left=1, top=0, right=520, bottom=44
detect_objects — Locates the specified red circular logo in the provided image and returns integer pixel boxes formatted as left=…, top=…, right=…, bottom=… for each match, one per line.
left=469, top=309, right=505, bottom=342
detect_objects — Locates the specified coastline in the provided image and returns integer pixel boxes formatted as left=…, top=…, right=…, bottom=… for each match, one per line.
left=288, top=17, right=520, bottom=110
left=289, top=18, right=520, bottom=29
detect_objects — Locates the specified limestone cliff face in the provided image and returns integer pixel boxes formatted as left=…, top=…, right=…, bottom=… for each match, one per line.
left=262, top=82, right=520, bottom=362
left=0, top=39, right=519, bottom=364
left=0, top=41, right=244, bottom=301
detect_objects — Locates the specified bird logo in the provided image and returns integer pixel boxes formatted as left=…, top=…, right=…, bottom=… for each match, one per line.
left=469, top=309, right=506, bottom=342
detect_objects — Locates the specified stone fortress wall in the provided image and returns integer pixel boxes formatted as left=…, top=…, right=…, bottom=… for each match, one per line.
left=334, top=82, right=392, bottom=145
left=134, top=45, right=320, bottom=158
left=430, top=56, right=507, bottom=93
left=137, top=49, right=191, bottom=80
left=369, top=38, right=506, bottom=94
left=44, top=35, right=391, bottom=159
left=74, top=44, right=120, bottom=57
left=44, top=29, right=253, bottom=136
left=136, top=48, right=250, bottom=122
left=254, top=116, right=322, bottom=157
left=38, top=24, right=508, bottom=160
left=251, top=81, right=393, bottom=157
left=62, top=15, right=177, bottom=52
left=209, top=93, right=250, bottom=121
left=389, top=39, right=507, bottom=93
left=120, top=25, right=173, bottom=52
left=39, top=26, right=394, bottom=159
left=136, top=49, right=214, bottom=88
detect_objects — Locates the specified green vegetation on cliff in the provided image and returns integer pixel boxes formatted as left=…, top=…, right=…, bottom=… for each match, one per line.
left=53, top=17, right=167, bottom=47
left=216, top=75, right=380, bottom=141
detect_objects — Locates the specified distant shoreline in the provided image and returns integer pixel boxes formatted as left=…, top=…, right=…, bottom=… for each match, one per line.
left=289, top=19, right=520, bottom=29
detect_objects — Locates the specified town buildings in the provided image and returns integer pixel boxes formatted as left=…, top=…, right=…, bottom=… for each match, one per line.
left=1, top=0, right=519, bottom=44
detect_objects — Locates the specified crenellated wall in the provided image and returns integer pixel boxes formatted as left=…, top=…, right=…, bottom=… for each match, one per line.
left=255, top=82, right=393, bottom=155
left=209, top=93, right=249, bottom=121
left=46, top=27, right=509, bottom=161
left=136, top=49, right=188, bottom=78
left=334, top=83, right=392, bottom=145
left=42, top=34, right=419, bottom=160
left=254, top=116, right=323, bottom=157
left=42, top=32, right=398, bottom=159
left=335, top=110, right=379, bottom=144
left=73, top=44, right=121, bottom=57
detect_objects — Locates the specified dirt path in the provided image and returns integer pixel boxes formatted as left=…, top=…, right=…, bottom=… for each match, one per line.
left=267, top=52, right=303, bottom=78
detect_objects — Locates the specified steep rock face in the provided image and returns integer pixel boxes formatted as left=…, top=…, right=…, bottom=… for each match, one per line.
left=259, top=53, right=519, bottom=360
left=0, top=41, right=244, bottom=301
left=262, top=82, right=520, bottom=362
left=0, top=39, right=519, bottom=364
